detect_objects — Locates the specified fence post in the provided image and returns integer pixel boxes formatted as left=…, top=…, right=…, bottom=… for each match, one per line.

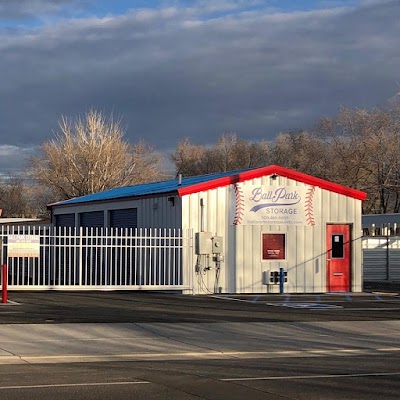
left=0, top=236, right=6, bottom=304
left=386, top=234, right=390, bottom=281
left=2, top=263, right=7, bottom=304
left=79, top=226, right=83, bottom=287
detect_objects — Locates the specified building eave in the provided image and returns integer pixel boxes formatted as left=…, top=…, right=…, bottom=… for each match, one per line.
left=48, top=191, right=179, bottom=210
left=177, top=165, right=367, bottom=201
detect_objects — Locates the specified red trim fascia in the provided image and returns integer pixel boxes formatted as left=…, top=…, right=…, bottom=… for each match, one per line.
left=177, top=165, right=367, bottom=200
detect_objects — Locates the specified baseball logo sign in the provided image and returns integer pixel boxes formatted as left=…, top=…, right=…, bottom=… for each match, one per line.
left=232, top=183, right=316, bottom=226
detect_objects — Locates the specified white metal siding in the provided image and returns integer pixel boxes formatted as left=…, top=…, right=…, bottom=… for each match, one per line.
left=182, top=174, right=362, bottom=294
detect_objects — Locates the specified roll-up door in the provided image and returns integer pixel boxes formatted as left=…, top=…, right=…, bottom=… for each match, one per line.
left=55, top=213, right=75, bottom=227
left=79, top=211, right=104, bottom=228
left=110, top=208, right=138, bottom=229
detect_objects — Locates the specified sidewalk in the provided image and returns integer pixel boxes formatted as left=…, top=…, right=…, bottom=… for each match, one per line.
left=1, top=320, right=400, bottom=365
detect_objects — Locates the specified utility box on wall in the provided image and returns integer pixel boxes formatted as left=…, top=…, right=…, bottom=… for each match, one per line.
left=212, top=236, right=223, bottom=254
left=195, top=232, right=213, bottom=254
left=262, top=270, right=287, bottom=285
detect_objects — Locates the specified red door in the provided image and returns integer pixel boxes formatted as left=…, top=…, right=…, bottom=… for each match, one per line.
left=326, top=224, right=351, bottom=292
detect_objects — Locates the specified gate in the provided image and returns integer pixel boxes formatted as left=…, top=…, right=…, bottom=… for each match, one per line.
left=0, top=225, right=193, bottom=291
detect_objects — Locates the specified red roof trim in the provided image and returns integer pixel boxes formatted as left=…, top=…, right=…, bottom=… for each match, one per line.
left=177, top=165, right=367, bottom=200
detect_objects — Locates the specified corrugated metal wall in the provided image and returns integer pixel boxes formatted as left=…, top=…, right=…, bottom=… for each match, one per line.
left=363, top=237, right=400, bottom=281
left=52, top=195, right=182, bottom=230
left=182, top=174, right=363, bottom=294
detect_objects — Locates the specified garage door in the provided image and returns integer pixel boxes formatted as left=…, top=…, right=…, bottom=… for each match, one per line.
left=110, top=208, right=138, bottom=229
left=79, top=211, right=104, bottom=228
left=55, top=213, right=75, bottom=228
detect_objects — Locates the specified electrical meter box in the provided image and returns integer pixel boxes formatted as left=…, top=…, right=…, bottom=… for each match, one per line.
left=195, top=232, right=213, bottom=254
left=212, top=236, right=223, bottom=254
left=262, top=270, right=287, bottom=285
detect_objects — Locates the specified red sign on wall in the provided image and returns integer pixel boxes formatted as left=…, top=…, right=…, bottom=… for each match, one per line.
left=262, top=234, right=285, bottom=260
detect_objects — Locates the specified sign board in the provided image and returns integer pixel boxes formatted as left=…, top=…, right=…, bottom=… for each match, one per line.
left=231, top=184, right=316, bottom=226
left=262, top=234, right=285, bottom=260
left=8, top=235, right=40, bottom=258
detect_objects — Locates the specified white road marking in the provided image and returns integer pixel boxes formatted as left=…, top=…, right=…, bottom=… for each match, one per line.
left=0, top=301, right=21, bottom=306
left=211, top=296, right=255, bottom=303
left=5, top=372, right=400, bottom=390
left=334, top=307, right=400, bottom=311
left=377, top=347, right=400, bottom=351
left=266, top=302, right=342, bottom=309
left=0, top=312, right=25, bottom=314
left=221, top=371, right=400, bottom=381
left=0, top=381, right=150, bottom=390
left=211, top=295, right=400, bottom=306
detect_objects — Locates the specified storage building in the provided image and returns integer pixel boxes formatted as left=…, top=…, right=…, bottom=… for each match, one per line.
left=49, top=165, right=367, bottom=294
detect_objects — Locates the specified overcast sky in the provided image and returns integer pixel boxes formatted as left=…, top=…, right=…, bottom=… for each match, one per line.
left=1, top=0, right=399, bottom=173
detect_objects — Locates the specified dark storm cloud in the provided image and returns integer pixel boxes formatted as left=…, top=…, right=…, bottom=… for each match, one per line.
left=0, top=0, right=87, bottom=20
left=0, top=0, right=399, bottom=172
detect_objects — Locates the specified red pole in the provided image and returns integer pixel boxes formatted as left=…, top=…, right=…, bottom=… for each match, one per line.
left=2, top=264, right=7, bottom=304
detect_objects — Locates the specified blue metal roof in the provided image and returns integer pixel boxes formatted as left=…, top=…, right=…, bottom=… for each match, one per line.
left=52, top=169, right=247, bottom=206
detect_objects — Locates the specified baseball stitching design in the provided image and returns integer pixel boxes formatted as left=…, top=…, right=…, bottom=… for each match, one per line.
left=305, top=186, right=316, bottom=226
left=233, top=183, right=244, bottom=225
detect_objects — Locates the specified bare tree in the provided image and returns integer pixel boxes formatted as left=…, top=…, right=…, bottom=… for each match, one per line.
left=170, top=138, right=207, bottom=177
left=25, top=183, right=55, bottom=219
left=212, top=133, right=270, bottom=172
left=171, top=133, right=270, bottom=176
left=269, top=130, right=330, bottom=178
left=267, top=105, right=400, bottom=214
left=0, top=175, right=29, bottom=217
left=130, top=141, right=168, bottom=184
left=318, top=106, right=400, bottom=214
left=175, top=104, right=400, bottom=214
left=30, top=110, right=165, bottom=200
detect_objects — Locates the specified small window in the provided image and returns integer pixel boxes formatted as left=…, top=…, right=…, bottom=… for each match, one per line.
left=262, top=234, right=286, bottom=260
left=331, top=234, right=344, bottom=258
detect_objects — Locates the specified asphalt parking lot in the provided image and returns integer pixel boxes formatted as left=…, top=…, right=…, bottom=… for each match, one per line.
left=1, top=355, right=400, bottom=400
left=1, top=290, right=400, bottom=324
left=1, top=291, right=400, bottom=399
